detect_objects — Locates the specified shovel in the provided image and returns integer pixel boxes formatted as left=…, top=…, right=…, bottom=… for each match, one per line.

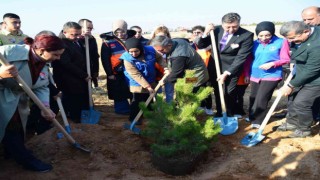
left=123, top=73, right=169, bottom=134
left=48, top=70, right=71, bottom=134
left=0, top=53, right=90, bottom=153
left=210, top=30, right=238, bottom=135
left=241, top=72, right=293, bottom=147
left=81, top=20, right=102, bottom=124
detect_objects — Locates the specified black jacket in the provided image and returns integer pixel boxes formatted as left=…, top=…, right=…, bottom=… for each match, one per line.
left=198, top=26, right=253, bottom=76
left=78, top=35, right=100, bottom=77
left=52, top=37, right=88, bottom=94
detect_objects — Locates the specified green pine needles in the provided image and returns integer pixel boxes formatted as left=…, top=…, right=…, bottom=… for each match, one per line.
left=140, top=70, right=221, bottom=159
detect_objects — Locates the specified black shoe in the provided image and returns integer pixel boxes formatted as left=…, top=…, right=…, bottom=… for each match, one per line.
left=287, top=129, right=311, bottom=138
left=22, top=157, right=52, bottom=172
left=276, top=122, right=297, bottom=131
left=273, top=112, right=287, bottom=119
left=2, top=131, right=52, bottom=172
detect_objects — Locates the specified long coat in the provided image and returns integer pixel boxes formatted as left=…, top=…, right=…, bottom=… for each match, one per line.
left=0, top=45, right=49, bottom=141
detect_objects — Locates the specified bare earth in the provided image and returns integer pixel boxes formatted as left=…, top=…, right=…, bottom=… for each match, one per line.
left=1, top=80, right=320, bottom=180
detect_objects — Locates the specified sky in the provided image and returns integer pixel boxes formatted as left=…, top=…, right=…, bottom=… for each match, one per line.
left=1, top=0, right=319, bottom=37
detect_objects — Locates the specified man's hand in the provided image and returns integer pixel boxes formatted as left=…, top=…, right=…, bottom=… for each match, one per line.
left=0, top=64, right=18, bottom=79
left=53, top=92, right=63, bottom=101
left=164, top=68, right=170, bottom=75
left=280, top=85, right=293, bottom=96
left=41, top=108, right=56, bottom=121
left=217, top=71, right=229, bottom=84
left=204, top=23, right=215, bottom=36
left=147, top=87, right=155, bottom=94
left=85, top=75, right=92, bottom=82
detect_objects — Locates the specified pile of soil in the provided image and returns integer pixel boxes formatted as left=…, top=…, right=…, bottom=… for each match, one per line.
left=1, top=86, right=320, bottom=179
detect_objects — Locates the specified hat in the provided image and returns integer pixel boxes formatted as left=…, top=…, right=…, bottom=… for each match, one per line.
left=112, top=19, right=127, bottom=34
left=125, top=37, right=143, bottom=52
left=255, top=21, right=275, bottom=36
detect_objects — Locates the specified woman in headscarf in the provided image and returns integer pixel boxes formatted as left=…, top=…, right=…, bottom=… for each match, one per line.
left=120, top=37, right=165, bottom=125
left=248, top=21, right=290, bottom=129
left=0, top=34, right=65, bottom=172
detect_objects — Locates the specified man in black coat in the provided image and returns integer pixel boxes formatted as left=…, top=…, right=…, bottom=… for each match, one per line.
left=198, top=12, right=253, bottom=116
left=277, top=21, right=320, bottom=138
left=78, top=19, right=100, bottom=90
left=52, top=22, right=90, bottom=123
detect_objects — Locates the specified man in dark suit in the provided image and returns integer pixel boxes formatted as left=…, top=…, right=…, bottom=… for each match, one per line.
left=277, top=21, right=320, bottom=138
left=52, top=22, right=90, bottom=123
left=198, top=12, right=253, bottom=116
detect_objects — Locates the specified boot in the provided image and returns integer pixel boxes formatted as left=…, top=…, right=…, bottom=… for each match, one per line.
left=2, top=131, right=52, bottom=172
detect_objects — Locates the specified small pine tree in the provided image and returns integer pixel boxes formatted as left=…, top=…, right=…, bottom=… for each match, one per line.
left=141, top=70, right=221, bottom=159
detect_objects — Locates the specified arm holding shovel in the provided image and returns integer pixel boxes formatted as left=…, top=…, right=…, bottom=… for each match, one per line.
left=0, top=38, right=90, bottom=153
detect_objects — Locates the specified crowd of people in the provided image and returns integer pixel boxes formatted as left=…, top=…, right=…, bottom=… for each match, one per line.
left=0, top=5, right=319, bottom=172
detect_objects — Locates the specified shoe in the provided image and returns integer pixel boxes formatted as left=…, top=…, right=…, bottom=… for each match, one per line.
left=22, top=157, right=53, bottom=172
left=276, top=122, right=297, bottom=131
left=287, top=129, right=311, bottom=138
left=273, top=112, right=287, bottom=119
left=205, top=108, right=214, bottom=115
left=245, top=118, right=250, bottom=122
left=251, top=124, right=261, bottom=129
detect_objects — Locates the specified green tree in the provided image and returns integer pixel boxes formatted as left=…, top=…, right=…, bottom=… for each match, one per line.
left=141, top=70, right=221, bottom=158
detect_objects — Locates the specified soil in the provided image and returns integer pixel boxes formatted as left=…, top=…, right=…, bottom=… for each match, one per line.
left=1, top=80, right=320, bottom=180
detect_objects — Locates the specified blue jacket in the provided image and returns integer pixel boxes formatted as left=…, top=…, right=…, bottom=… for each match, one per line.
left=250, top=36, right=285, bottom=81
left=121, top=46, right=156, bottom=87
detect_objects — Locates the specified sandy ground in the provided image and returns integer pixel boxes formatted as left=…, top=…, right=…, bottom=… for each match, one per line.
left=1, top=79, right=320, bottom=180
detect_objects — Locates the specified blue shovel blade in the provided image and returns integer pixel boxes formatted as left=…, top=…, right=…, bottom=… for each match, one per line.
left=123, top=122, right=141, bottom=134
left=241, top=131, right=265, bottom=147
left=81, top=107, right=102, bottom=124
left=214, top=115, right=238, bottom=135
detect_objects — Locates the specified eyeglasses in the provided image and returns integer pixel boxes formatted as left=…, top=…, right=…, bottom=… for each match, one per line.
left=87, top=27, right=94, bottom=30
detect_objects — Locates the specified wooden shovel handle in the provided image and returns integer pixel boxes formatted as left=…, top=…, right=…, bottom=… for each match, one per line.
left=210, top=30, right=227, bottom=113
left=259, top=72, right=294, bottom=131
left=132, top=73, right=169, bottom=123
left=0, top=53, right=76, bottom=144
left=84, top=20, right=94, bottom=107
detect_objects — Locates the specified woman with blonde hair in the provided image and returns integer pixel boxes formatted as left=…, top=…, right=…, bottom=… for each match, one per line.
left=149, top=25, right=173, bottom=102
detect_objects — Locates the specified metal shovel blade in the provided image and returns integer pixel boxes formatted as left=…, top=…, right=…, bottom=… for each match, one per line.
left=123, top=122, right=141, bottom=134
left=214, top=113, right=238, bottom=135
left=81, top=107, right=101, bottom=124
left=241, top=130, right=265, bottom=147
left=74, top=143, right=91, bottom=153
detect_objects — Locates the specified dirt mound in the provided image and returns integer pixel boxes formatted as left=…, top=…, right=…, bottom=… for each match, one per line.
left=1, top=88, right=320, bottom=179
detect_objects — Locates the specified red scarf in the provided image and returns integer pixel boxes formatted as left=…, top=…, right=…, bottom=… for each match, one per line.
left=28, top=49, right=46, bottom=84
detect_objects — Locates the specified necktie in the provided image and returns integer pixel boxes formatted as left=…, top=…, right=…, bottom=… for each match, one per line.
left=74, top=41, right=82, bottom=49
left=220, top=32, right=229, bottom=51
